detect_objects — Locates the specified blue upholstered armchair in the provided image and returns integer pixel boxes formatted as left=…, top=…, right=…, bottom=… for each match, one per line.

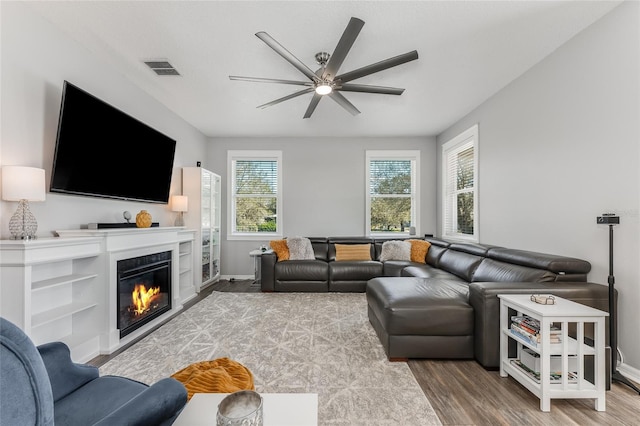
left=0, top=317, right=187, bottom=425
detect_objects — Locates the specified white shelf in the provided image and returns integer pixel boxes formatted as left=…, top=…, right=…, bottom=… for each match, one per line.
left=177, top=230, right=196, bottom=304
left=502, top=327, right=596, bottom=356
left=32, top=300, right=98, bottom=328
left=32, top=273, right=98, bottom=292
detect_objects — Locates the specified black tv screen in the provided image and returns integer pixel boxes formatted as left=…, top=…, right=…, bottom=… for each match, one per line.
left=50, top=81, right=176, bottom=204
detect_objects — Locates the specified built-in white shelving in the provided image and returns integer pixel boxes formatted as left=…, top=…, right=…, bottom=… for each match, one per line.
left=177, top=229, right=197, bottom=304
left=1, top=227, right=193, bottom=363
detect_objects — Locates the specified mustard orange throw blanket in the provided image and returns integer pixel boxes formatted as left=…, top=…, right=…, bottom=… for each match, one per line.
left=171, top=357, right=255, bottom=400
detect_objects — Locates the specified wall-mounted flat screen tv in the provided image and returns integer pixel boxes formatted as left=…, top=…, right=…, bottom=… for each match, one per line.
left=50, top=81, right=176, bottom=204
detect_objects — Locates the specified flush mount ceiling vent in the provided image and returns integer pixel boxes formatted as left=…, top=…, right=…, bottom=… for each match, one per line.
left=144, top=60, right=180, bottom=76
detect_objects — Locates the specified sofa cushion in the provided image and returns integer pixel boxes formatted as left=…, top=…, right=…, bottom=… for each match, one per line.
left=274, top=260, right=328, bottom=281
left=487, top=247, right=591, bottom=275
left=287, top=237, right=315, bottom=260
left=335, top=244, right=372, bottom=261
left=471, top=258, right=557, bottom=283
left=54, top=376, right=147, bottom=426
left=379, top=240, right=411, bottom=262
left=402, top=265, right=465, bottom=281
left=330, top=261, right=383, bottom=281
left=366, top=277, right=473, bottom=336
left=383, top=260, right=420, bottom=277
left=437, top=250, right=483, bottom=282
left=269, top=239, right=289, bottom=261
left=309, top=237, right=329, bottom=261
left=425, top=244, right=447, bottom=267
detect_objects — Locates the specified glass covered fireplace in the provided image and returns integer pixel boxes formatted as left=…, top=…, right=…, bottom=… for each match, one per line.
left=117, top=250, right=172, bottom=338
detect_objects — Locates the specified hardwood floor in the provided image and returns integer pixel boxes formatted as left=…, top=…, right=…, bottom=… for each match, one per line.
left=91, top=280, right=640, bottom=425
left=409, top=359, right=639, bottom=425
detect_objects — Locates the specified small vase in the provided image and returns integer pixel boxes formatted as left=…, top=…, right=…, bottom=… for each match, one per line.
left=136, top=210, right=152, bottom=228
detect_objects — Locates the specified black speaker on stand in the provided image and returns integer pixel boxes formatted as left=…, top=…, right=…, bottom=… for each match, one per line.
left=597, top=213, right=640, bottom=394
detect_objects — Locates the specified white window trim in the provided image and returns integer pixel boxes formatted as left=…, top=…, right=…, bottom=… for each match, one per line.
left=227, top=150, right=283, bottom=241
left=365, top=150, right=420, bottom=237
left=441, top=124, right=479, bottom=243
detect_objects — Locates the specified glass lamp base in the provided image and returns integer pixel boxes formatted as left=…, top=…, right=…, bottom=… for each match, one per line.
left=174, top=212, right=185, bottom=227
left=9, top=199, right=38, bottom=239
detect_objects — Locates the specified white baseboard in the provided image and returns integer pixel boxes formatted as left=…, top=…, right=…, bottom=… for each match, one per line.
left=618, top=362, right=640, bottom=385
left=221, top=274, right=253, bottom=281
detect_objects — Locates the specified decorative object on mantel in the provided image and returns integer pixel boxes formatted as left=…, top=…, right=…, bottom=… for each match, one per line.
left=171, top=195, right=188, bottom=226
left=135, top=210, right=152, bottom=228
left=1, top=166, right=46, bottom=240
left=123, top=211, right=132, bottom=223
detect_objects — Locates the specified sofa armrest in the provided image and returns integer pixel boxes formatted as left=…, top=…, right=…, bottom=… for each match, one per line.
left=261, top=252, right=277, bottom=292
left=93, top=377, right=188, bottom=426
left=468, top=281, right=611, bottom=369
left=37, top=342, right=99, bottom=402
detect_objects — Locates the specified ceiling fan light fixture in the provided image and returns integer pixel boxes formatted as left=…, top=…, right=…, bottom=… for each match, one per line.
left=315, top=83, right=333, bottom=95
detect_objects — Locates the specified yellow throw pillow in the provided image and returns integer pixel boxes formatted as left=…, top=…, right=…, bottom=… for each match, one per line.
left=269, top=239, right=290, bottom=261
left=335, top=244, right=372, bottom=261
left=408, top=239, right=431, bottom=264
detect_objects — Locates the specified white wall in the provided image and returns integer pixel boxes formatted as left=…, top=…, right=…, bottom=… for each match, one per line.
left=437, top=2, right=640, bottom=375
left=207, top=137, right=436, bottom=276
left=0, top=2, right=208, bottom=237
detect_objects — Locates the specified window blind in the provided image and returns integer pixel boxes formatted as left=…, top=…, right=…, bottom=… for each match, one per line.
left=444, top=138, right=475, bottom=237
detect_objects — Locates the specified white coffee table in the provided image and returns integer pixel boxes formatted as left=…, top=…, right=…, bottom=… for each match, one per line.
left=173, top=392, right=318, bottom=426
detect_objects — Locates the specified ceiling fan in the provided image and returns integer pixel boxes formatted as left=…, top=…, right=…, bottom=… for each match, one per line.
left=229, top=17, right=418, bottom=119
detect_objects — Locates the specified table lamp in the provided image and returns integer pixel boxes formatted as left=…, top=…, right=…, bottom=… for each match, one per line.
left=171, top=195, right=188, bottom=226
left=2, top=166, right=46, bottom=239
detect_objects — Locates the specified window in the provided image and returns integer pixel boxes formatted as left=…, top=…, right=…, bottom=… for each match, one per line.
left=442, top=124, right=478, bottom=242
left=366, top=150, right=420, bottom=236
left=228, top=151, right=282, bottom=240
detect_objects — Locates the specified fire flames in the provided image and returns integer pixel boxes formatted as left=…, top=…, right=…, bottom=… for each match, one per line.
left=131, top=284, right=161, bottom=315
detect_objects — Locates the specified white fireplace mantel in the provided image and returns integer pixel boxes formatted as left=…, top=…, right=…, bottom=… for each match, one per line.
left=0, top=227, right=196, bottom=362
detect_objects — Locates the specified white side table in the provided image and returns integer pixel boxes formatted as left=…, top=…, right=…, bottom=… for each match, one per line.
left=173, top=393, right=318, bottom=425
left=499, top=294, right=608, bottom=412
left=249, top=249, right=272, bottom=284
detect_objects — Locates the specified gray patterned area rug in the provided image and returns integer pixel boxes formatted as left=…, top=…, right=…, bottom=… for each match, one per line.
left=100, top=291, right=441, bottom=425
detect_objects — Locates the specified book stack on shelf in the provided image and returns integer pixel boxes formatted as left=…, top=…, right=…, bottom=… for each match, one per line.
left=510, top=359, right=578, bottom=384
left=510, top=315, right=561, bottom=347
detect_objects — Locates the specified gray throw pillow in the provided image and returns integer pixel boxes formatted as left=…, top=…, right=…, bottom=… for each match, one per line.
left=287, top=236, right=315, bottom=260
left=379, top=240, right=411, bottom=262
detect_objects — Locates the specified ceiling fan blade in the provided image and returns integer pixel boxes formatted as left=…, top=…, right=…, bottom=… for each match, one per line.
left=303, top=93, right=322, bottom=119
left=328, top=91, right=360, bottom=116
left=229, top=76, right=312, bottom=87
left=323, top=17, right=365, bottom=81
left=256, top=88, right=314, bottom=109
left=338, top=83, right=405, bottom=95
left=255, top=32, right=319, bottom=82
left=336, top=50, right=419, bottom=83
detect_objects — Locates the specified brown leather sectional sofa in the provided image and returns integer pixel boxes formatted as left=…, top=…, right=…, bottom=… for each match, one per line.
left=260, top=236, right=611, bottom=369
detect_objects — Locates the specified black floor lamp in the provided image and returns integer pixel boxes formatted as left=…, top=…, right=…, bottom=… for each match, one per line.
left=597, top=213, right=640, bottom=394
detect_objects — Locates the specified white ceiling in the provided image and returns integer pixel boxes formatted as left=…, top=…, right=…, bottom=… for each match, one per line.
left=24, top=1, right=622, bottom=138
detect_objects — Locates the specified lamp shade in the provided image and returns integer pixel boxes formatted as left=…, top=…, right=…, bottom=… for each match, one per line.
left=171, top=195, right=188, bottom=212
left=2, top=166, right=46, bottom=201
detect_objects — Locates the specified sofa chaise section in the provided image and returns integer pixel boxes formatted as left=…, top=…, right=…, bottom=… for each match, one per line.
left=367, top=277, right=474, bottom=360
left=368, top=238, right=610, bottom=367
